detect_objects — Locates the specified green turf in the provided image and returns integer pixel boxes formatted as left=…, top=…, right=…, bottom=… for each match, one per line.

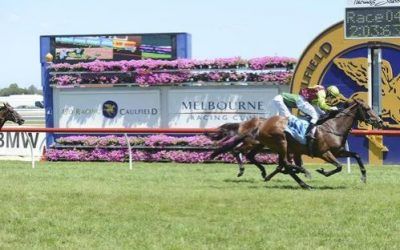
left=142, top=52, right=172, bottom=59
left=0, top=161, right=399, bottom=249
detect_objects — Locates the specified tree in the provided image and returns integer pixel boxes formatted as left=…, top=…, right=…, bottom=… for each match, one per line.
left=27, top=85, right=42, bottom=95
left=0, top=83, right=42, bottom=96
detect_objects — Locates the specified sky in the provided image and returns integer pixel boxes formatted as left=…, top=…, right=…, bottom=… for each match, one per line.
left=0, top=0, right=345, bottom=88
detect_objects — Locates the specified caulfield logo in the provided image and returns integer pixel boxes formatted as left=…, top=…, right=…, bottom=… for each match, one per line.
left=102, top=100, right=118, bottom=118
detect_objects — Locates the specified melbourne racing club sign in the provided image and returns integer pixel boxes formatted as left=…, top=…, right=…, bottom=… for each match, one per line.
left=54, top=86, right=279, bottom=129
left=167, top=88, right=278, bottom=128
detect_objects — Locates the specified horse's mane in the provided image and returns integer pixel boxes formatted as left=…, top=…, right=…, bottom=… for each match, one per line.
left=316, top=110, right=339, bottom=125
left=0, top=103, right=9, bottom=111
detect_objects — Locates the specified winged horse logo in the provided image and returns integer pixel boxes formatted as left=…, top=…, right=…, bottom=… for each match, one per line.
left=333, top=57, right=400, bottom=129
left=104, top=103, right=116, bottom=116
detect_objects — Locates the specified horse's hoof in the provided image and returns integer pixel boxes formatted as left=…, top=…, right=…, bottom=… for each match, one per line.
left=237, top=172, right=244, bottom=177
left=301, top=184, right=313, bottom=190
left=304, top=171, right=312, bottom=179
left=264, top=177, right=271, bottom=182
left=293, top=168, right=301, bottom=174
left=361, top=176, right=367, bottom=183
left=316, top=168, right=325, bottom=175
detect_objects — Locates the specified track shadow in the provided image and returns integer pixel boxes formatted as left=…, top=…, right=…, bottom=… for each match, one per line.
left=220, top=178, right=349, bottom=190
left=313, top=185, right=347, bottom=190
left=223, top=178, right=257, bottom=183
left=260, top=184, right=348, bottom=190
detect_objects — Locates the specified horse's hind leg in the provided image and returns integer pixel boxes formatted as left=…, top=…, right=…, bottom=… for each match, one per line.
left=263, top=136, right=311, bottom=188
left=264, top=155, right=284, bottom=182
left=246, top=146, right=267, bottom=179
left=264, top=141, right=293, bottom=182
left=294, top=154, right=312, bottom=179
left=288, top=172, right=312, bottom=190
left=264, top=166, right=282, bottom=182
left=265, top=157, right=312, bottom=189
left=283, top=155, right=312, bottom=189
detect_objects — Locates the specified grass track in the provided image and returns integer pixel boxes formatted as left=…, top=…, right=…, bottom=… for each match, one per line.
left=0, top=161, right=399, bottom=249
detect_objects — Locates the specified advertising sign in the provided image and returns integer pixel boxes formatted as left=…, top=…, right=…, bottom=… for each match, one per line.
left=0, top=132, right=45, bottom=157
left=53, top=34, right=175, bottom=61
left=54, top=88, right=161, bottom=128
left=167, top=88, right=278, bottom=128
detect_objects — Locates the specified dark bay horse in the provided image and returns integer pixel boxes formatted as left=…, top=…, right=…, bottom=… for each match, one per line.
left=0, top=103, right=25, bottom=128
left=207, top=122, right=268, bottom=178
left=210, top=100, right=384, bottom=189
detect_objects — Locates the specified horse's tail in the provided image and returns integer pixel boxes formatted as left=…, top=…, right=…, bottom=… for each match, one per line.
left=205, top=123, right=240, bottom=141
left=209, top=134, right=247, bottom=160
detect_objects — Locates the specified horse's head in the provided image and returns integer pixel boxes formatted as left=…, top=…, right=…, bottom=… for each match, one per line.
left=0, top=103, right=25, bottom=125
left=352, top=99, right=384, bottom=129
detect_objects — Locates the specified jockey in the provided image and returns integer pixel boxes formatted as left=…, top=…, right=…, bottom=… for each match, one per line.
left=269, top=85, right=341, bottom=156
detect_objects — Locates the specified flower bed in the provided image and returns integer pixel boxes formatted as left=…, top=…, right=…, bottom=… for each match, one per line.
left=49, top=56, right=296, bottom=72
left=54, top=134, right=213, bottom=147
left=50, top=71, right=292, bottom=86
left=48, top=56, right=296, bottom=87
left=47, top=135, right=278, bottom=164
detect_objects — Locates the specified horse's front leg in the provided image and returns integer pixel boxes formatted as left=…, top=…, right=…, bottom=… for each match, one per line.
left=316, top=151, right=343, bottom=177
left=336, top=150, right=366, bottom=183
left=234, top=153, right=245, bottom=177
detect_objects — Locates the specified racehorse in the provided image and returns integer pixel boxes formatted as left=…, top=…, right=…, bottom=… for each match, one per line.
left=207, top=110, right=340, bottom=179
left=206, top=122, right=267, bottom=178
left=209, top=99, right=384, bottom=189
left=209, top=116, right=312, bottom=187
left=0, top=102, right=25, bottom=128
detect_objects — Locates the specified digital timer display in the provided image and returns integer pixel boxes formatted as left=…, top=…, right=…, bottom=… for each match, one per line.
left=345, top=7, right=400, bottom=38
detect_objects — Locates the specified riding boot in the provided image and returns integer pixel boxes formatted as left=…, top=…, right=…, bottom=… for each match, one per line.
left=307, top=136, right=315, bottom=157
left=306, top=123, right=315, bottom=157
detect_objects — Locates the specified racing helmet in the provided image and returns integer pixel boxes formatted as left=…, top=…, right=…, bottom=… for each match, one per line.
left=327, top=85, right=340, bottom=98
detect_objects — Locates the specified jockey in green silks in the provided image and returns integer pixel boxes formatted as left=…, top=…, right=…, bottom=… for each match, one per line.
left=269, top=85, right=341, bottom=156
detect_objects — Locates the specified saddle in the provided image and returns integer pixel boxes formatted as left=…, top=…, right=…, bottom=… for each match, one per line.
left=284, top=115, right=309, bottom=145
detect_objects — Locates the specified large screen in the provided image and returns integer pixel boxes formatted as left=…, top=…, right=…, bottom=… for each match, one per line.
left=345, top=7, right=400, bottom=38
left=52, top=34, right=175, bottom=61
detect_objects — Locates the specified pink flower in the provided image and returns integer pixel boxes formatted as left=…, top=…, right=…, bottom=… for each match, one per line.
left=49, top=56, right=296, bottom=87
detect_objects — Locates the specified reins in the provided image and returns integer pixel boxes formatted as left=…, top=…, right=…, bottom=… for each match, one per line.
left=317, top=104, right=359, bottom=137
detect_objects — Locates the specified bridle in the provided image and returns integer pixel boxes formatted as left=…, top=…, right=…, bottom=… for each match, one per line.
left=359, top=106, right=378, bottom=126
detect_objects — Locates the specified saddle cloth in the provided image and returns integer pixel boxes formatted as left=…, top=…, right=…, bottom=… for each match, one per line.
left=284, top=115, right=310, bottom=145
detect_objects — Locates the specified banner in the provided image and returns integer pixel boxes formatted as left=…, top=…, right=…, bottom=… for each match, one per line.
left=0, top=132, right=45, bottom=157
left=54, top=88, right=161, bottom=128
left=167, top=88, right=279, bottom=128
left=53, top=86, right=281, bottom=129
left=53, top=34, right=174, bottom=61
